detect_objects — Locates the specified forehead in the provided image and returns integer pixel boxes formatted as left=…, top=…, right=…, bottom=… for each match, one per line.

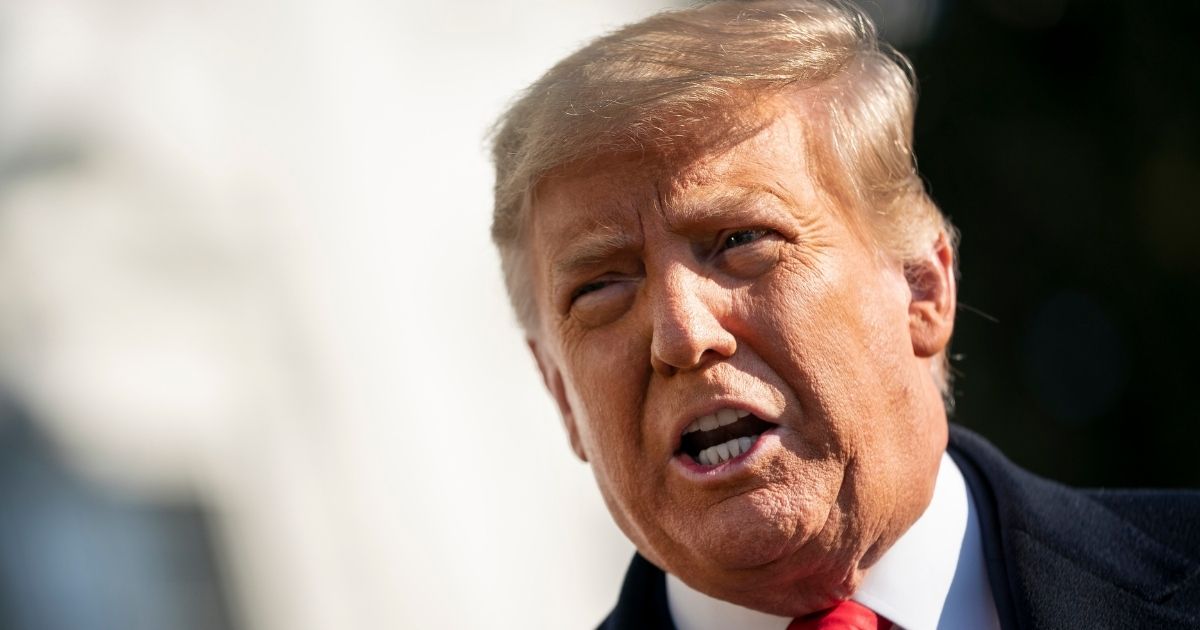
left=529, top=101, right=823, bottom=247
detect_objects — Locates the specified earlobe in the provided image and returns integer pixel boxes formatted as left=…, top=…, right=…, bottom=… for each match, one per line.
left=527, top=338, right=588, bottom=462
left=906, top=231, right=957, bottom=358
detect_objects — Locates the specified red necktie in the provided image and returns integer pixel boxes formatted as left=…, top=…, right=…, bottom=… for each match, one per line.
left=787, top=600, right=894, bottom=630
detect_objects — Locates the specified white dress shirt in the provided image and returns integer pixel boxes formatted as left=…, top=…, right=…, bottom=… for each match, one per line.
left=666, top=453, right=1002, bottom=630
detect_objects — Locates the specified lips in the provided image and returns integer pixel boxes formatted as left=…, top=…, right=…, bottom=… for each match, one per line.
left=676, top=408, right=776, bottom=466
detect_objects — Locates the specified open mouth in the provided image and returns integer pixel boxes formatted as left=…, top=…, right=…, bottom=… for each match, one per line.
left=676, top=409, right=775, bottom=466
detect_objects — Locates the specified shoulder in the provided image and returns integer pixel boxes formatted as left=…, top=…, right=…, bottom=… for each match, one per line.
left=948, top=424, right=1200, bottom=629
left=1085, top=487, right=1200, bottom=553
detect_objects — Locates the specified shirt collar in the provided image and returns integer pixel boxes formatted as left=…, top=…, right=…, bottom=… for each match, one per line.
left=665, top=453, right=999, bottom=630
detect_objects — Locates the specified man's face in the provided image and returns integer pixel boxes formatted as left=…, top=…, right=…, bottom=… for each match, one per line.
left=526, top=97, right=953, bottom=615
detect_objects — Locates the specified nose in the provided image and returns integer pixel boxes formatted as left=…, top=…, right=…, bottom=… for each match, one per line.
left=649, top=264, right=737, bottom=376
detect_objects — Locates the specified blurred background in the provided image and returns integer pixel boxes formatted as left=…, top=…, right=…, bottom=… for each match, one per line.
left=0, top=0, right=1194, bottom=628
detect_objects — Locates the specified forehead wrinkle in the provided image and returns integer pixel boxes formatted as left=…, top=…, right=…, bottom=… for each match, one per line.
left=662, top=182, right=798, bottom=229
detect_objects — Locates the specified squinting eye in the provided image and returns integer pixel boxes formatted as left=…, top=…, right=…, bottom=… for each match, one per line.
left=567, top=278, right=637, bottom=327
left=722, top=229, right=768, bottom=250
left=571, top=280, right=609, bottom=302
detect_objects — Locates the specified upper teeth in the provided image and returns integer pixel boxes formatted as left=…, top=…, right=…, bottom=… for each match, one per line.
left=684, top=409, right=750, bottom=434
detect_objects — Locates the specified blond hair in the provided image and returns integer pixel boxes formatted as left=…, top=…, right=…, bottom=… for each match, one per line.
left=490, top=0, right=957, bottom=400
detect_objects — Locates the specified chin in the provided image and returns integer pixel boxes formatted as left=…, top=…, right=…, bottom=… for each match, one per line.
left=685, top=554, right=863, bottom=618
left=648, top=492, right=796, bottom=574
left=688, top=512, right=798, bottom=570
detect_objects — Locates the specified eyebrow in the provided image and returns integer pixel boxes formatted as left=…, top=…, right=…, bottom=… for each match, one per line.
left=553, top=226, right=641, bottom=280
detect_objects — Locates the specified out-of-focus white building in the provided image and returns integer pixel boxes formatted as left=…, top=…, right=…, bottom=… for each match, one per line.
left=0, top=1, right=694, bottom=627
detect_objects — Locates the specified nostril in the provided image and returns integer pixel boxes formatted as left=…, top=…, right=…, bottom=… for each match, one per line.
left=650, top=357, right=678, bottom=377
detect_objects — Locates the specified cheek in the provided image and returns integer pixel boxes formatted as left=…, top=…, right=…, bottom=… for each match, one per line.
left=738, top=256, right=911, bottom=418
left=561, top=326, right=650, bottom=463
left=740, top=255, right=851, bottom=365
left=562, top=330, right=666, bottom=543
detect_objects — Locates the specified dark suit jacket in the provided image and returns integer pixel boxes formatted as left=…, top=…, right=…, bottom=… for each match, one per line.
left=598, top=425, right=1200, bottom=629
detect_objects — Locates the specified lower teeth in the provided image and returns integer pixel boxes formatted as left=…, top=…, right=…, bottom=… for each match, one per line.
left=697, top=436, right=755, bottom=466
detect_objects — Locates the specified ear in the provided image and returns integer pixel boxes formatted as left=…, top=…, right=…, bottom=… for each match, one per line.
left=527, top=337, right=588, bottom=462
left=906, top=231, right=957, bottom=358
